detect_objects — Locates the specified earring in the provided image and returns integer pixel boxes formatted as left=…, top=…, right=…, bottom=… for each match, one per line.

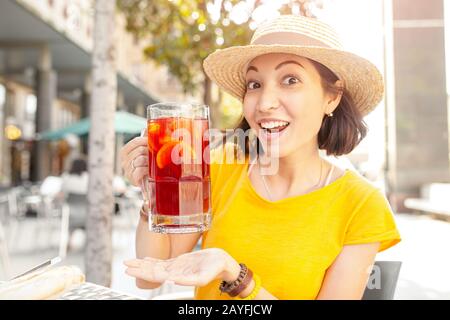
left=327, top=112, right=334, bottom=118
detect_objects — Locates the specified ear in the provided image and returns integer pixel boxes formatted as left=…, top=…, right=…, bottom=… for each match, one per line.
left=325, top=80, right=344, bottom=114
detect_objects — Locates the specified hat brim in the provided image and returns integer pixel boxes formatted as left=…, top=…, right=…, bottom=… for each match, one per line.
left=203, top=45, right=384, bottom=116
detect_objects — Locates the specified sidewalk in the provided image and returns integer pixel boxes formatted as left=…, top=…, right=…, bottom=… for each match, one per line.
left=2, top=213, right=450, bottom=299
left=377, top=213, right=450, bottom=299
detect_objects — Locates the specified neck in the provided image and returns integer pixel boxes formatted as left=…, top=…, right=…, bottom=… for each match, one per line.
left=260, top=143, right=325, bottom=196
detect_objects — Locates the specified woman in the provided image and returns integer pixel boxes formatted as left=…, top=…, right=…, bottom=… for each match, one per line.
left=121, top=15, right=401, bottom=300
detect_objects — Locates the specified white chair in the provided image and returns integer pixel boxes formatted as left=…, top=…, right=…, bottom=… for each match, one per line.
left=2, top=182, right=68, bottom=256
left=2, top=187, right=27, bottom=252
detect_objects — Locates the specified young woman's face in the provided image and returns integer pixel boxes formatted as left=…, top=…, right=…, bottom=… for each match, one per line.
left=243, top=53, right=340, bottom=158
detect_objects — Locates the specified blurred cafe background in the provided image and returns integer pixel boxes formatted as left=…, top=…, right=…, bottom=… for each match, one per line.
left=0, top=0, right=449, bottom=299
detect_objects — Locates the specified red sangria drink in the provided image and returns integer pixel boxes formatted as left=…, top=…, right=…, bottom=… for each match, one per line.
left=146, top=103, right=211, bottom=233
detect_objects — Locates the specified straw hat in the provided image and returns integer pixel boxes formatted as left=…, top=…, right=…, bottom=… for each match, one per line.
left=203, top=15, right=384, bottom=116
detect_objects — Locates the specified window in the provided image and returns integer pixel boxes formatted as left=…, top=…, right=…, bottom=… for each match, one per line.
left=25, top=94, right=37, bottom=121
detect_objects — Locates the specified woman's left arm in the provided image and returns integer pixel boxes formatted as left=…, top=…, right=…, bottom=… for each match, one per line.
left=124, top=243, right=379, bottom=300
left=316, top=242, right=380, bottom=300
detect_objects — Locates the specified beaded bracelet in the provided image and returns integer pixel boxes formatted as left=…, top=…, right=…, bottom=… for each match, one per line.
left=235, top=274, right=262, bottom=300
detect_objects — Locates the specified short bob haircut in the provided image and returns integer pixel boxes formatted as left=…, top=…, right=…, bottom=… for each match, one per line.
left=233, top=58, right=368, bottom=157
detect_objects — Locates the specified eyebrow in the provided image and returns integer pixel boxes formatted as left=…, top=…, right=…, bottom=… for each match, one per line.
left=246, top=60, right=305, bottom=74
left=275, top=60, right=305, bottom=70
left=246, top=65, right=258, bottom=74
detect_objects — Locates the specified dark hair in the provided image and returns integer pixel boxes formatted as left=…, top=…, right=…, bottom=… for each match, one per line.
left=232, top=58, right=367, bottom=157
left=69, top=158, right=87, bottom=175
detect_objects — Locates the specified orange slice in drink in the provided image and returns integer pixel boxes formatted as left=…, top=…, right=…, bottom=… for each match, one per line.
left=159, top=135, right=175, bottom=145
left=148, top=122, right=160, bottom=132
left=148, top=122, right=161, bottom=153
left=156, top=141, right=197, bottom=169
left=156, top=141, right=179, bottom=169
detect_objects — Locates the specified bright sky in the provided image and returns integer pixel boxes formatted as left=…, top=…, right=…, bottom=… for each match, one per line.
left=319, top=0, right=386, bottom=168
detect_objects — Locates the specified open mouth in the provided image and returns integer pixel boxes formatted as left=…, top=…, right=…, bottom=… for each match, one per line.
left=258, top=120, right=290, bottom=134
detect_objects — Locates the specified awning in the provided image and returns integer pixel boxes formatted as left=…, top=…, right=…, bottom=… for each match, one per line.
left=0, top=0, right=158, bottom=108
left=39, top=111, right=146, bottom=140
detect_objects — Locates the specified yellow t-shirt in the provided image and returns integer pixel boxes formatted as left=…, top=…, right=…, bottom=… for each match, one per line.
left=194, top=155, right=401, bottom=300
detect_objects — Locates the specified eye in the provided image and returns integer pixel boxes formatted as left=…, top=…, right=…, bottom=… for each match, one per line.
left=282, top=76, right=300, bottom=85
left=246, top=80, right=260, bottom=90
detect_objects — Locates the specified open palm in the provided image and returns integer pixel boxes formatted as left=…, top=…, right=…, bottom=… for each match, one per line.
left=124, top=248, right=230, bottom=287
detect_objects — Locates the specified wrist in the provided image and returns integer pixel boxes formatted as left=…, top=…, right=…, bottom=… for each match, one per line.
left=238, top=278, right=255, bottom=298
left=220, top=252, right=241, bottom=282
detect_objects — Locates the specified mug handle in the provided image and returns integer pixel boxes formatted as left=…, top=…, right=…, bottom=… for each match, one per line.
left=140, top=128, right=150, bottom=213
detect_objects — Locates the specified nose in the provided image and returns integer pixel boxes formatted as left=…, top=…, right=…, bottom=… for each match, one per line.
left=256, top=86, right=280, bottom=113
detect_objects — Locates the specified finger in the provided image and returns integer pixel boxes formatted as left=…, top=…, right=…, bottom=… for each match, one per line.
left=123, top=259, right=144, bottom=268
left=121, top=137, right=148, bottom=158
left=124, top=155, right=148, bottom=177
left=133, top=154, right=148, bottom=168
left=122, top=146, right=147, bottom=174
left=120, top=138, right=147, bottom=165
left=120, top=143, right=148, bottom=172
left=123, top=166, right=147, bottom=187
left=132, top=167, right=149, bottom=185
left=125, top=260, right=170, bottom=282
left=125, top=267, right=162, bottom=282
left=127, top=146, right=148, bottom=164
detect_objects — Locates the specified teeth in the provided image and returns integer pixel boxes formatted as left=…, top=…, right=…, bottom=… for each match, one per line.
left=260, top=121, right=289, bottom=129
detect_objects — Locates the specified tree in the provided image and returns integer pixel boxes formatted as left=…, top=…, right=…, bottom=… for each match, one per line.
left=86, top=0, right=117, bottom=286
left=117, top=0, right=322, bottom=126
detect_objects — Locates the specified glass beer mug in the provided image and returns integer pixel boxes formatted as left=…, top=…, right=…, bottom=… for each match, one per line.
left=142, top=102, right=211, bottom=233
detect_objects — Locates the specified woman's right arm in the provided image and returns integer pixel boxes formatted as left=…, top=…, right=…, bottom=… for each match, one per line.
left=135, top=212, right=202, bottom=288
left=121, top=136, right=202, bottom=289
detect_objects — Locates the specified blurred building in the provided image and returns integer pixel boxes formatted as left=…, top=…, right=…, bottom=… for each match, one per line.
left=0, top=0, right=191, bottom=186
left=383, top=0, right=450, bottom=211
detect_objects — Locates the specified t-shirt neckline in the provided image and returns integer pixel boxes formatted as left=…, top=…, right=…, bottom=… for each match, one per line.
left=244, top=161, right=352, bottom=204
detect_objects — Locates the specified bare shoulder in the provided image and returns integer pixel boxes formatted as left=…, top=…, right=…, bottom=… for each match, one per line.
left=323, top=159, right=347, bottom=184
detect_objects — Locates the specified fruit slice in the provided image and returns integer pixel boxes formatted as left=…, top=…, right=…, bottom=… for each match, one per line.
left=156, top=141, right=198, bottom=169
left=148, top=122, right=161, bottom=153
left=159, top=135, right=175, bottom=145
left=156, top=141, right=180, bottom=169
left=148, top=122, right=160, bottom=133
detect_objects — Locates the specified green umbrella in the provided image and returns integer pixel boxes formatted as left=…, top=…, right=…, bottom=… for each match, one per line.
left=39, top=111, right=147, bottom=140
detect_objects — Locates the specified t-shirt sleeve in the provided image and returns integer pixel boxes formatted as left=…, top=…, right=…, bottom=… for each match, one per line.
left=343, top=189, right=401, bottom=252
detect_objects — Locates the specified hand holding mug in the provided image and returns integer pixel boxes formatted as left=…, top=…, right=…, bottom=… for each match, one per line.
left=119, top=129, right=148, bottom=187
